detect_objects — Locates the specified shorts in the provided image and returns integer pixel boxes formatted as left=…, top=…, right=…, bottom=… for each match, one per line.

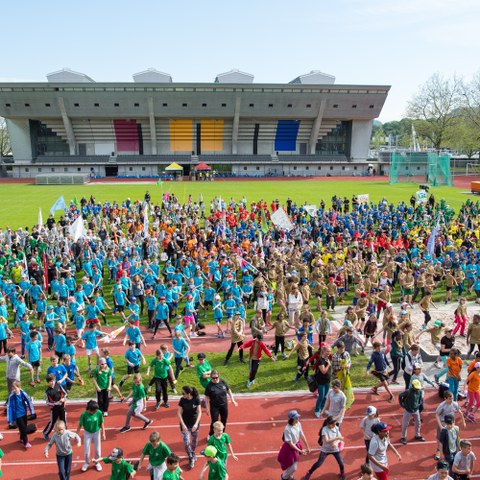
left=86, top=347, right=99, bottom=356
left=116, top=305, right=125, bottom=312
left=215, top=318, right=223, bottom=324
left=127, top=365, right=140, bottom=374
left=184, top=315, right=195, bottom=325
left=204, top=300, right=213, bottom=306
left=86, top=318, right=99, bottom=326
left=446, top=286, right=452, bottom=292
left=372, top=371, right=389, bottom=383
left=404, top=287, right=413, bottom=295
left=31, top=360, right=40, bottom=368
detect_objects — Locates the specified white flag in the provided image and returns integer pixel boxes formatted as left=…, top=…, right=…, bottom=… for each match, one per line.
left=357, top=194, right=370, bottom=204
left=270, top=208, right=294, bottom=231
left=38, top=208, right=43, bottom=228
left=69, top=216, right=86, bottom=242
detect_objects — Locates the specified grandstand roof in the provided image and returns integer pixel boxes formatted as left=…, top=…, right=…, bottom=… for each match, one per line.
left=46, top=68, right=95, bottom=83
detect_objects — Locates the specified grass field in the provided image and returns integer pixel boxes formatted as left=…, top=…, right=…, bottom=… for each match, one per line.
left=0, top=179, right=474, bottom=229
left=0, top=349, right=371, bottom=401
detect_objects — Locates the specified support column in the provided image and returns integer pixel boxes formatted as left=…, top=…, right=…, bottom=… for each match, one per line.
left=308, top=99, right=326, bottom=154
left=148, top=97, right=157, bottom=154
left=57, top=97, right=76, bottom=155
left=232, top=96, right=241, bottom=154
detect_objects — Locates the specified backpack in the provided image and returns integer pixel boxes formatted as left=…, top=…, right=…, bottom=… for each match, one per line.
left=401, top=352, right=412, bottom=371
left=398, top=389, right=410, bottom=408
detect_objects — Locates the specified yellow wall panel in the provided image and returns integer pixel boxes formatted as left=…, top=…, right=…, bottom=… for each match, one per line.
left=201, top=119, right=223, bottom=152
left=169, top=120, right=192, bottom=152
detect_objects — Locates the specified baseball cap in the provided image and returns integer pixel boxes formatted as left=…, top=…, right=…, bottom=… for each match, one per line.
left=288, top=410, right=301, bottom=420
left=444, top=415, right=454, bottom=424
left=433, top=320, right=442, bottom=327
left=47, top=305, right=54, bottom=310
left=412, top=379, right=423, bottom=389
left=413, top=363, right=422, bottom=370
left=108, top=448, right=123, bottom=460
left=197, top=353, right=206, bottom=360
left=400, top=309, right=407, bottom=315
left=475, top=362, right=480, bottom=369
left=366, top=406, right=377, bottom=416
left=203, top=446, right=217, bottom=458
left=375, top=422, right=392, bottom=433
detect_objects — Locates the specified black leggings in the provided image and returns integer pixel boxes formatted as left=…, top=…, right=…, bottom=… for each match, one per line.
left=209, top=404, right=228, bottom=436
left=389, top=355, right=402, bottom=382
left=225, top=341, right=244, bottom=362
left=153, top=319, right=172, bottom=336
left=249, top=359, right=260, bottom=382
left=97, top=389, right=110, bottom=413
left=16, top=415, right=29, bottom=445
left=154, top=378, right=168, bottom=404
left=364, top=439, right=371, bottom=464
left=326, top=295, right=336, bottom=310
left=307, top=450, right=345, bottom=476
left=274, top=335, right=285, bottom=355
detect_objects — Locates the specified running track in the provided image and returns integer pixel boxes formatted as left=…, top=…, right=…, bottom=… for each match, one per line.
left=2, top=389, right=480, bottom=479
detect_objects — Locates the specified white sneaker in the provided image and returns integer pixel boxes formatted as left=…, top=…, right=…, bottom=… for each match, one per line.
left=103, top=411, right=108, bottom=417
left=314, top=411, right=321, bottom=418
left=81, top=464, right=89, bottom=472
left=95, top=463, right=102, bottom=472
left=246, top=381, right=252, bottom=388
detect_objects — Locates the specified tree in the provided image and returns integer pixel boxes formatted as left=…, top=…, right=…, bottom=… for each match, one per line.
left=0, top=117, right=11, bottom=157
left=445, top=116, right=479, bottom=158
left=407, top=73, right=463, bottom=150
left=462, top=70, right=480, bottom=131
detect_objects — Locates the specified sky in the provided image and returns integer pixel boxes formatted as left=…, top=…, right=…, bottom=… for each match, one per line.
left=2, top=0, right=479, bottom=122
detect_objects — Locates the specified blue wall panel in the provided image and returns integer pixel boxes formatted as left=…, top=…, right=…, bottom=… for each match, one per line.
left=274, top=120, right=300, bottom=151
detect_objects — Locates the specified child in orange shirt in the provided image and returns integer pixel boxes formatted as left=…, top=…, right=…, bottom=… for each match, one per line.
left=446, top=348, right=463, bottom=401
left=466, top=362, right=480, bottom=421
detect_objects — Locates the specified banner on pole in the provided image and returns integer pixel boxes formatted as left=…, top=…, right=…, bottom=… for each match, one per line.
left=270, top=208, right=294, bottom=231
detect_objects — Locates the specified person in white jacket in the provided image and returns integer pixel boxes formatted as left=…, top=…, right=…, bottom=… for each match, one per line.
left=287, top=285, right=303, bottom=327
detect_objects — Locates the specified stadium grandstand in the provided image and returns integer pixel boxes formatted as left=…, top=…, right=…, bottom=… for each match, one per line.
left=0, top=68, right=390, bottom=179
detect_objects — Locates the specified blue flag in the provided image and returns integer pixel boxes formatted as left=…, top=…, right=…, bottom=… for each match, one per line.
left=50, top=195, right=67, bottom=216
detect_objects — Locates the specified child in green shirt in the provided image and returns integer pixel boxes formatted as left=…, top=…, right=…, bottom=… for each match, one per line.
left=146, top=350, right=171, bottom=409
left=139, top=431, right=171, bottom=480
left=162, top=453, right=183, bottom=480
left=119, top=373, right=153, bottom=433
left=93, top=447, right=136, bottom=479
left=207, top=421, right=238, bottom=465
left=199, top=446, right=228, bottom=480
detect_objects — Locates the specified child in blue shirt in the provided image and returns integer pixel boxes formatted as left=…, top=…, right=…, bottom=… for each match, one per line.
left=81, top=323, right=107, bottom=373
left=19, top=314, right=33, bottom=358
left=0, top=315, right=13, bottom=355
left=26, top=331, right=42, bottom=386
left=62, top=354, right=83, bottom=392
left=213, top=295, right=224, bottom=338
left=123, top=320, right=146, bottom=350
left=47, top=355, right=68, bottom=387
left=145, top=289, right=157, bottom=330
left=127, top=298, right=140, bottom=327
left=172, top=330, right=192, bottom=379
left=95, top=291, right=111, bottom=326
left=119, top=342, right=146, bottom=389
left=53, top=328, right=67, bottom=360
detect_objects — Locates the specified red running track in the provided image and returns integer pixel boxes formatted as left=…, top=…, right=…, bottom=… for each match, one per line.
left=1, top=389, right=480, bottom=480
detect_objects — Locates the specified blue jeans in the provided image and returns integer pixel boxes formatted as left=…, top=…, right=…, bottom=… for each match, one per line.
left=447, top=376, right=459, bottom=400
left=315, top=383, right=330, bottom=413
left=57, top=453, right=72, bottom=480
